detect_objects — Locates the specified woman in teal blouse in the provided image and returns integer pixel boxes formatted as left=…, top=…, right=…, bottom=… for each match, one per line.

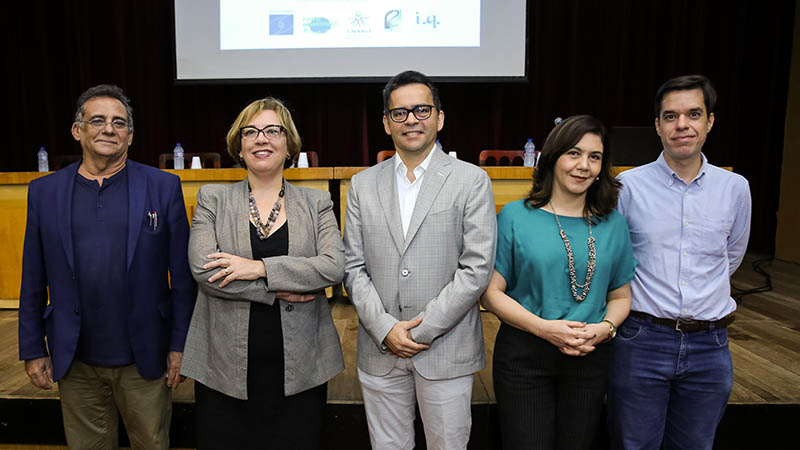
left=481, top=115, right=636, bottom=450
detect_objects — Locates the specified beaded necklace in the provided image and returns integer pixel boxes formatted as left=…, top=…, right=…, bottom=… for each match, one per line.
left=249, top=179, right=285, bottom=240
left=551, top=205, right=596, bottom=302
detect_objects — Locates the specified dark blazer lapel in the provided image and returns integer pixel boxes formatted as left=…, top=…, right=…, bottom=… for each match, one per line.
left=58, top=163, right=80, bottom=275
left=234, top=180, right=253, bottom=259
left=401, top=149, right=451, bottom=255
left=376, top=159, right=404, bottom=253
left=126, top=162, right=147, bottom=270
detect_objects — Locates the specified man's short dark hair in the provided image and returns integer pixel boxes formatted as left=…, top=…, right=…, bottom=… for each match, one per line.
left=654, top=75, right=716, bottom=118
left=382, top=70, right=442, bottom=113
left=74, top=84, right=134, bottom=130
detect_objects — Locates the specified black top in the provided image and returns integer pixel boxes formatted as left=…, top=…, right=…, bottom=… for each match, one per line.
left=194, top=219, right=326, bottom=450
left=247, top=220, right=288, bottom=398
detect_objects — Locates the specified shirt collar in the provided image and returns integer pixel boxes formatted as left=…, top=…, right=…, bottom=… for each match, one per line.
left=655, top=151, right=708, bottom=187
left=75, top=163, right=128, bottom=190
left=394, top=147, right=436, bottom=180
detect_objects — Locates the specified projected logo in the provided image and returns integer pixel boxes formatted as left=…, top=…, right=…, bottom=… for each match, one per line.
left=303, top=17, right=332, bottom=34
left=416, top=12, right=440, bottom=29
left=384, top=10, right=401, bottom=31
left=269, top=14, right=294, bottom=35
left=347, top=12, right=371, bottom=34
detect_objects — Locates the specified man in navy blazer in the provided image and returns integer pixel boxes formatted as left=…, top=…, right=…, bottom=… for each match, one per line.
left=18, top=84, right=196, bottom=449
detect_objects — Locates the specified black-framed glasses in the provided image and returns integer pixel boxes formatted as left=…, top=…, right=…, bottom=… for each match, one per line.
left=81, top=118, right=130, bottom=131
left=386, top=104, right=435, bottom=123
left=240, top=124, right=286, bottom=141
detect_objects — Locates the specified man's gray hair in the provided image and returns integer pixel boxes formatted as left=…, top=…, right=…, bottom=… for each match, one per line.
left=74, top=84, right=134, bottom=130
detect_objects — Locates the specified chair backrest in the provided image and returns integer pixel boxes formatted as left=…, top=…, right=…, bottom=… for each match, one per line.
left=376, top=150, right=395, bottom=163
left=52, top=154, right=82, bottom=170
left=479, top=150, right=525, bottom=167
left=291, top=151, right=319, bottom=167
left=158, top=152, right=222, bottom=169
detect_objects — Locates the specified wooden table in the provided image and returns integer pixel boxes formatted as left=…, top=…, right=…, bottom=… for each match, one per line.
left=0, top=168, right=334, bottom=307
left=1, top=164, right=728, bottom=307
left=166, top=167, right=333, bottom=222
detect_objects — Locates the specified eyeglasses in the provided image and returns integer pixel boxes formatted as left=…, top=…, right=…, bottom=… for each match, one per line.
left=240, top=124, right=286, bottom=141
left=81, top=118, right=130, bottom=131
left=386, top=105, right=435, bottom=123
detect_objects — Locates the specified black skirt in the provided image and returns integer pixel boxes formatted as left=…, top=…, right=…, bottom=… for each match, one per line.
left=195, top=221, right=327, bottom=450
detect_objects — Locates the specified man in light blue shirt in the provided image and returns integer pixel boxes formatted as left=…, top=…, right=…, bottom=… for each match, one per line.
left=608, top=75, right=751, bottom=450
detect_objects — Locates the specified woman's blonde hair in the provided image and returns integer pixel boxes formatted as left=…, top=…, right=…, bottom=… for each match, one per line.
left=226, top=97, right=302, bottom=168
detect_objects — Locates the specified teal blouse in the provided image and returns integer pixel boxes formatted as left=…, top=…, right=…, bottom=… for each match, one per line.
left=495, top=199, right=636, bottom=323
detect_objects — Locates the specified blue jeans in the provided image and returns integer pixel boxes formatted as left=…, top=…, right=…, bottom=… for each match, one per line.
left=607, top=313, right=733, bottom=450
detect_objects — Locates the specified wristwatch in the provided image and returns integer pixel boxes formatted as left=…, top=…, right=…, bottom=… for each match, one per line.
left=601, top=319, right=617, bottom=341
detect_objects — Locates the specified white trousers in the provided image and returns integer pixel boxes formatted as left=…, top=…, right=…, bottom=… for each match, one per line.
left=358, top=358, right=474, bottom=450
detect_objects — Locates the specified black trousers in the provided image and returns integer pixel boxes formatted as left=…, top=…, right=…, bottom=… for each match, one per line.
left=194, top=381, right=327, bottom=450
left=493, top=323, right=610, bottom=450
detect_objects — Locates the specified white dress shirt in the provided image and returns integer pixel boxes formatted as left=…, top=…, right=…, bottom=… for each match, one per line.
left=394, top=149, right=436, bottom=237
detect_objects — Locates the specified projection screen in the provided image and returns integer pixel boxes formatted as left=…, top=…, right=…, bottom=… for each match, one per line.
left=174, top=0, right=527, bottom=81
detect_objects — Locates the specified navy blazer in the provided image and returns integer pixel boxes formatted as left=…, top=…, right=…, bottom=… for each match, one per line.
left=18, top=160, right=197, bottom=381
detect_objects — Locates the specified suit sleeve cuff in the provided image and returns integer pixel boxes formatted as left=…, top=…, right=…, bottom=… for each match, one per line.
left=409, top=324, right=433, bottom=345
left=373, top=316, right=399, bottom=353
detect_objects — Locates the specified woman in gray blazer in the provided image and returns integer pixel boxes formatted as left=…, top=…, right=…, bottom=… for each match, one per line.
left=180, top=97, right=345, bottom=450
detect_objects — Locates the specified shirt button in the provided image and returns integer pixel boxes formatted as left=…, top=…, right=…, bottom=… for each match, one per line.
left=683, top=309, right=689, bottom=313
left=286, top=305, right=294, bottom=312
left=684, top=221, right=689, bottom=227
left=73, top=309, right=80, bottom=315
left=683, top=251, right=688, bottom=256
left=680, top=280, right=687, bottom=286
left=401, top=269, right=410, bottom=277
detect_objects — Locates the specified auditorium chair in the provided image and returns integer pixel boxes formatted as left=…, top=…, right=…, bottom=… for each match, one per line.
left=52, top=154, right=82, bottom=170
left=376, top=150, right=395, bottom=163
left=478, top=150, right=525, bottom=166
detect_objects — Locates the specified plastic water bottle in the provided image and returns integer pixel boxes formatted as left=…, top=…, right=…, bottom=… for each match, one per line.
left=523, top=138, right=536, bottom=167
left=37, top=147, right=49, bottom=172
left=173, top=143, right=184, bottom=170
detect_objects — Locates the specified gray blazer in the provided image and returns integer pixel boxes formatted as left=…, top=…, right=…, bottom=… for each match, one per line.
left=344, top=149, right=497, bottom=380
left=181, top=180, right=345, bottom=399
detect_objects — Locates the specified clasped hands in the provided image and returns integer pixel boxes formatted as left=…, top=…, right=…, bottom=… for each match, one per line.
left=383, top=317, right=430, bottom=358
left=539, top=320, right=610, bottom=356
left=204, top=252, right=314, bottom=302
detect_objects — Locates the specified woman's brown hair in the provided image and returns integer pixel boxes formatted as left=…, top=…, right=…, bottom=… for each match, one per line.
left=526, top=115, right=621, bottom=221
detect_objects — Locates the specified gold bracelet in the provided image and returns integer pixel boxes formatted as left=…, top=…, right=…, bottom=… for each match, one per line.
left=601, top=319, right=617, bottom=341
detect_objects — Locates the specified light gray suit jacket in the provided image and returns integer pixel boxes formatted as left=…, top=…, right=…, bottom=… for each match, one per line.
left=344, top=149, right=497, bottom=380
left=181, top=180, right=345, bottom=399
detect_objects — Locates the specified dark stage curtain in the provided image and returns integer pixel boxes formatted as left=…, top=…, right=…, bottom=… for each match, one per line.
left=4, top=0, right=795, bottom=254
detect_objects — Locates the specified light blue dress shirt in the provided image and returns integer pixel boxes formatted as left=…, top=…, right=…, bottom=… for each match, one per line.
left=616, top=152, right=751, bottom=321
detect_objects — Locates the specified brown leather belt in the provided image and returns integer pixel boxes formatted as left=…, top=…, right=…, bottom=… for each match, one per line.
left=628, top=311, right=735, bottom=332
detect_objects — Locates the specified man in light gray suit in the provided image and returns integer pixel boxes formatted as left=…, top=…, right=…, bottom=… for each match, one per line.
left=344, top=70, right=497, bottom=450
